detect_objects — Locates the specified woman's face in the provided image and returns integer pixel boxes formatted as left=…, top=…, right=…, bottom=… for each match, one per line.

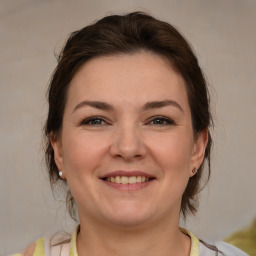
left=52, top=52, right=207, bottom=227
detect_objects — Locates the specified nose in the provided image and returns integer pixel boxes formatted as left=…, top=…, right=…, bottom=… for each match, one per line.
left=109, top=123, right=147, bottom=161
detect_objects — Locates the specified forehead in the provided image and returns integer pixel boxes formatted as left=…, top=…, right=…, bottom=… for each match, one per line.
left=67, top=52, right=189, bottom=110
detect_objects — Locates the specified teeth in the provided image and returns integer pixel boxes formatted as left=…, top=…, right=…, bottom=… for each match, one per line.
left=128, top=176, right=136, bottom=184
left=105, top=176, right=152, bottom=184
left=116, top=176, right=121, bottom=184
left=121, top=176, right=128, bottom=184
left=136, top=176, right=142, bottom=183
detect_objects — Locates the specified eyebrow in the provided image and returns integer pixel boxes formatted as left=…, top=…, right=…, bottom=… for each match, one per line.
left=142, top=100, right=184, bottom=112
left=73, top=100, right=114, bottom=113
left=72, top=99, right=184, bottom=113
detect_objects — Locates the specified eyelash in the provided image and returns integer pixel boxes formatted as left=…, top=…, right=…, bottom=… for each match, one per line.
left=80, top=116, right=107, bottom=126
left=80, top=115, right=175, bottom=126
left=148, top=116, right=175, bottom=126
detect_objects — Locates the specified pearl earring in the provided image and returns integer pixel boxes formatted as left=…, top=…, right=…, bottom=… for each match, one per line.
left=59, top=171, right=63, bottom=177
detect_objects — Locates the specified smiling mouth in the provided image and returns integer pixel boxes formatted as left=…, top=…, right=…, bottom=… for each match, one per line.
left=101, top=176, right=155, bottom=184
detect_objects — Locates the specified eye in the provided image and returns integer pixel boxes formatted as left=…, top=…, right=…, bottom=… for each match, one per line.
left=81, top=116, right=108, bottom=126
left=148, top=116, right=175, bottom=126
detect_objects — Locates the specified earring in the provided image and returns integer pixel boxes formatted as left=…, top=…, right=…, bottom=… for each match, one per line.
left=192, top=168, right=197, bottom=174
left=59, top=171, right=63, bottom=177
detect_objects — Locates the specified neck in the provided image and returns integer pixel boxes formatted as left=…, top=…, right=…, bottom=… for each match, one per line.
left=77, top=213, right=191, bottom=256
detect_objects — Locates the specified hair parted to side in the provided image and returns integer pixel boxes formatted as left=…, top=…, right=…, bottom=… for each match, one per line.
left=44, top=12, right=213, bottom=220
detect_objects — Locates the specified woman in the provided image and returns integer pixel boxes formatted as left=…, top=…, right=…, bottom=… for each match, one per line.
left=15, top=12, right=248, bottom=256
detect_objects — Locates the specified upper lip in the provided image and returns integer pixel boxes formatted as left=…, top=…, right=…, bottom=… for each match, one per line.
left=99, top=170, right=156, bottom=179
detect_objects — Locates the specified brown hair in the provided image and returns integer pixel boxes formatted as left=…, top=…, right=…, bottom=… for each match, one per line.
left=44, top=11, right=213, bottom=220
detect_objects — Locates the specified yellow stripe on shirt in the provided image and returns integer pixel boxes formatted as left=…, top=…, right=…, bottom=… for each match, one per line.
left=70, top=226, right=79, bottom=256
left=33, top=238, right=45, bottom=256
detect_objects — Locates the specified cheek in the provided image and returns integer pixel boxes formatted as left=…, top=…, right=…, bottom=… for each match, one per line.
left=149, top=132, right=193, bottom=173
left=62, top=131, right=109, bottom=177
left=61, top=131, right=111, bottom=207
left=146, top=132, right=194, bottom=212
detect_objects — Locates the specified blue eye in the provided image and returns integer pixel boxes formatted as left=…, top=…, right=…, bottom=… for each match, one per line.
left=81, top=117, right=107, bottom=125
left=149, top=116, right=174, bottom=125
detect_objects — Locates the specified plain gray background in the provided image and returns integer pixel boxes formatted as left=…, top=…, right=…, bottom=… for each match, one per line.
left=0, top=0, right=255, bottom=254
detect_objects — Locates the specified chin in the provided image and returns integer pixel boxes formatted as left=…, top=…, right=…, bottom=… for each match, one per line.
left=100, top=202, right=156, bottom=228
left=106, top=214, right=153, bottom=228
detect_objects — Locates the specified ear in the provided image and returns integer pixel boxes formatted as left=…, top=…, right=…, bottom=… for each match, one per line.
left=50, top=132, right=65, bottom=179
left=190, top=128, right=209, bottom=177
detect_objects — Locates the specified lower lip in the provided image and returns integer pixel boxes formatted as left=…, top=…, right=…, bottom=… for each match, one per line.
left=101, top=179, right=155, bottom=191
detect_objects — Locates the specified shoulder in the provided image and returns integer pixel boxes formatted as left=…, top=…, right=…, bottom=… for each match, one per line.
left=215, top=241, right=249, bottom=256
left=13, top=242, right=36, bottom=256
left=199, top=240, right=249, bottom=256
left=12, top=234, right=70, bottom=256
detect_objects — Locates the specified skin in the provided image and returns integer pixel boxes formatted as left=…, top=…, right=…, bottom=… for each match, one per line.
left=51, top=52, right=208, bottom=256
